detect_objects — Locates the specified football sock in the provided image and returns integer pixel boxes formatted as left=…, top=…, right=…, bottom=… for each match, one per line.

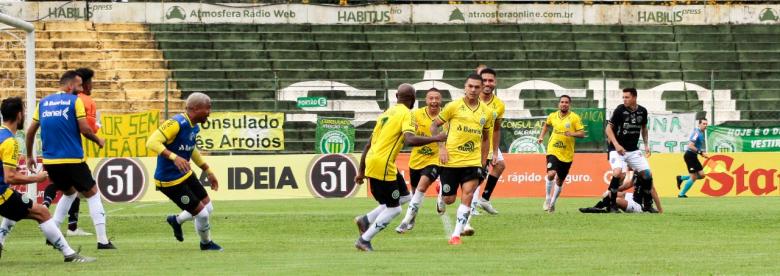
left=681, top=178, right=695, bottom=196
left=194, top=208, right=211, bottom=243
left=43, top=184, right=57, bottom=208
left=399, top=194, right=412, bottom=205
left=0, top=218, right=16, bottom=244
left=551, top=184, right=563, bottom=206
left=471, top=186, right=481, bottom=209
left=205, top=202, right=214, bottom=214
left=545, top=177, right=554, bottom=201
left=86, top=194, right=109, bottom=244
left=482, top=175, right=499, bottom=200
left=53, top=193, right=77, bottom=226
left=366, top=205, right=386, bottom=224
left=40, top=219, right=75, bottom=256
left=67, top=198, right=80, bottom=231
left=401, top=192, right=425, bottom=224
left=452, top=204, right=470, bottom=238
left=361, top=206, right=400, bottom=241
left=176, top=210, right=194, bottom=224
left=680, top=175, right=690, bottom=181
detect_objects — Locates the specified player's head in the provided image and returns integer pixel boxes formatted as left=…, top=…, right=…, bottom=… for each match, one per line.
left=480, top=67, right=497, bottom=95
left=464, top=73, right=483, bottom=101
left=186, top=92, right=212, bottom=124
left=697, top=118, right=708, bottom=131
left=425, top=88, right=442, bottom=112
left=75, top=67, right=95, bottom=96
left=59, top=70, right=83, bottom=94
left=1, top=96, right=24, bottom=129
left=622, top=88, right=637, bottom=106
left=396, top=83, right=416, bottom=109
left=559, top=95, right=572, bottom=113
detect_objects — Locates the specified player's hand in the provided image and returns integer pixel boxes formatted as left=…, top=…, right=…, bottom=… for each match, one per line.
left=354, top=173, right=365, bottom=185
left=173, top=157, right=191, bottom=173
left=564, top=131, right=572, bottom=137
left=491, top=155, right=498, bottom=166
left=439, top=149, right=449, bottom=165
left=644, top=146, right=651, bottom=158
left=615, top=145, right=626, bottom=156
left=34, top=171, right=49, bottom=182
left=207, top=172, right=219, bottom=191
left=434, top=132, right=447, bottom=142
left=97, top=137, right=106, bottom=149
left=537, top=137, right=543, bottom=144
left=25, top=156, right=38, bottom=173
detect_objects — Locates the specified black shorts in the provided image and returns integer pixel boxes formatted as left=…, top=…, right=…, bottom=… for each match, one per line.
left=369, top=177, right=403, bottom=208
left=439, top=167, right=484, bottom=197
left=684, top=151, right=703, bottom=174
left=546, top=155, right=573, bottom=181
left=0, top=190, right=33, bottom=221
left=44, top=162, right=96, bottom=193
left=159, top=174, right=209, bottom=215
left=395, top=172, right=410, bottom=198
left=409, top=165, right=440, bottom=190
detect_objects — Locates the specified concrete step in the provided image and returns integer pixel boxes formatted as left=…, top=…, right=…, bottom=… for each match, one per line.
left=94, top=23, right=148, bottom=33
left=43, top=22, right=93, bottom=32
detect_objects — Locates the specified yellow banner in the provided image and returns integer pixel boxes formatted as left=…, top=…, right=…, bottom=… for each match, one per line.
left=86, top=154, right=366, bottom=202
left=651, top=152, right=780, bottom=197
left=83, top=110, right=160, bottom=157
left=196, top=112, right=284, bottom=151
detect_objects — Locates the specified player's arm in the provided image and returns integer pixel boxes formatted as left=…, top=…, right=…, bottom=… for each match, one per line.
left=617, top=171, right=634, bottom=192
left=191, top=149, right=218, bottom=191
left=481, top=128, right=490, bottom=167
left=605, top=109, right=625, bottom=154
left=641, top=122, right=650, bottom=157
left=492, top=116, right=502, bottom=159
left=537, top=121, right=549, bottom=144
left=3, top=140, right=47, bottom=184
left=567, top=117, right=586, bottom=138
left=355, top=134, right=371, bottom=185
left=76, top=98, right=104, bottom=148
left=431, top=117, right=449, bottom=165
left=146, top=120, right=190, bottom=173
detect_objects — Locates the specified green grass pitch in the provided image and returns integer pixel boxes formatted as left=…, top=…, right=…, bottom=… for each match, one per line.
left=1, top=196, right=778, bottom=274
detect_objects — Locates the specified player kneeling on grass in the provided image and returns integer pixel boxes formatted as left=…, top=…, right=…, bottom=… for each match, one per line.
left=579, top=171, right=663, bottom=214
left=0, top=97, right=95, bottom=262
left=146, top=92, right=222, bottom=251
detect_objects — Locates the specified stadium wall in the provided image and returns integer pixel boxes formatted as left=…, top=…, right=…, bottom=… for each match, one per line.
left=3, top=2, right=780, bottom=25
left=17, top=153, right=778, bottom=203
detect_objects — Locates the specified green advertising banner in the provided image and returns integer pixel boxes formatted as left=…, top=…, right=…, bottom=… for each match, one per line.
left=707, top=125, right=780, bottom=152
left=543, top=108, right=607, bottom=152
left=500, top=117, right=547, bottom=153
left=315, top=117, right=355, bottom=154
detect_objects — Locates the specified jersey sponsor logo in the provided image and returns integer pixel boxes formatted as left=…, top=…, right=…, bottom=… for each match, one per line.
left=456, top=125, right=482, bottom=135
left=457, top=141, right=476, bottom=152
left=178, top=144, right=195, bottom=152
left=416, top=145, right=434, bottom=156
left=43, top=99, right=71, bottom=107
left=40, top=106, right=70, bottom=120
left=553, top=140, right=566, bottom=149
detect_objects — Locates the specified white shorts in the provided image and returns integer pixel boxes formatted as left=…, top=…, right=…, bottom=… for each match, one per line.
left=609, top=150, right=650, bottom=172
left=623, top=193, right=643, bottom=213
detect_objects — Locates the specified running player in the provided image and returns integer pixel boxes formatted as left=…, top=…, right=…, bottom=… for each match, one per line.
left=0, top=97, right=95, bottom=262
left=537, top=95, right=585, bottom=213
left=605, top=88, right=656, bottom=213
left=431, top=74, right=494, bottom=245
left=146, top=92, right=222, bottom=251
left=676, top=118, right=710, bottom=198
left=25, top=70, right=116, bottom=249
left=394, top=88, right=443, bottom=234
left=353, top=84, right=445, bottom=251
left=474, top=67, right=505, bottom=215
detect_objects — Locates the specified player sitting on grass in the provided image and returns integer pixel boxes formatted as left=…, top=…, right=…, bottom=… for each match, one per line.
left=579, top=171, right=663, bottom=214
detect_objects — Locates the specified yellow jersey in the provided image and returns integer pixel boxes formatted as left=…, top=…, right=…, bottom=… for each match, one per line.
left=438, top=98, right=494, bottom=168
left=482, top=94, right=505, bottom=157
left=365, top=104, right=415, bottom=181
left=545, top=111, right=584, bottom=163
left=409, top=107, right=440, bottom=170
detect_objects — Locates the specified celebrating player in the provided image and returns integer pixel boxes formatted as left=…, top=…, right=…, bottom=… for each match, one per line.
left=538, top=95, right=585, bottom=213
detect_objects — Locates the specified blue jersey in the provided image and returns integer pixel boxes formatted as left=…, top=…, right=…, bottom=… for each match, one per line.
left=154, top=114, right=199, bottom=184
left=33, top=92, right=87, bottom=164
left=688, top=128, right=705, bottom=153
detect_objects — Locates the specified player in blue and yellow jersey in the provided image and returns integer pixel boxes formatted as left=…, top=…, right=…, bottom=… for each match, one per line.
left=353, top=84, right=445, bottom=251
left=25, top=70, right=116, bottom=250
left=431, top=74, right=495, bottom=245
left=146, top=92, right=222, bottom=251
left=0, top=97, right=95, bottom=262
left=676, top=119, right=710, bottom=198
left=394, top=88, right=444, bottom=234
left=537, top=95, right=585, bottom=213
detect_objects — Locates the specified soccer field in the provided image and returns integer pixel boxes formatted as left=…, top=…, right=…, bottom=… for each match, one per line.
left=1, top=196, right=778, bottom=275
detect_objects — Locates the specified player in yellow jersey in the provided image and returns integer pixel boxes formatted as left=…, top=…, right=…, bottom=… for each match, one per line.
left=394, top=88, right=443, bottom=234
left=430, top=74, right=494, bottom=245
left=353, top=84, right=445, bottom=252
left=472, top=67, right=505, bottom=216
left=537, top=95, right=585, bottom=213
